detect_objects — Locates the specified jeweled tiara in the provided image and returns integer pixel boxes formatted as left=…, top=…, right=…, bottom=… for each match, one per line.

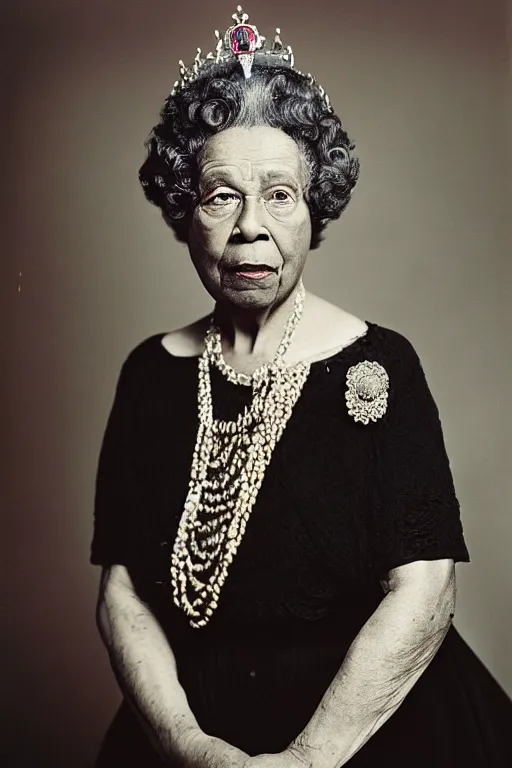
left=170, top=5, right=333, bottom=112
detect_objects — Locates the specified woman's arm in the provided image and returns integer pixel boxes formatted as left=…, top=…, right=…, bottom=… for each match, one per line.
left=96, top=564, right=250, bottom=768
left=287, top=559, right=456, bottom=768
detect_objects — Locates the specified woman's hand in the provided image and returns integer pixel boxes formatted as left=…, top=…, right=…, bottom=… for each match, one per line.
left=242, top=747, right=312, bottom=768
left=184, top=729, right=250, bottom=767
left=183, top=730, right=312, bottom=768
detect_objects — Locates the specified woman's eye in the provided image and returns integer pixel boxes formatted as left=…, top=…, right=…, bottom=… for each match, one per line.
left=204, top=192, right=239, bottom=206
left=269, top=189, right=293, bottom=203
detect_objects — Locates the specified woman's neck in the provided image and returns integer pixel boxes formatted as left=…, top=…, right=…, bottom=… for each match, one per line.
left=214, top=282, right=304, bottom=361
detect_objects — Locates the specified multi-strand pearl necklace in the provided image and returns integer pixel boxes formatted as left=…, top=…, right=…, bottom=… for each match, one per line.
left=171, top=281, right=311, bottom=628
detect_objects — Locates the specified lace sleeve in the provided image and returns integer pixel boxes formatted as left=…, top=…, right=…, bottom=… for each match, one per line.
left=90, top=351, right=145, bottom=567
left=371, top=334, right=470, bottom=579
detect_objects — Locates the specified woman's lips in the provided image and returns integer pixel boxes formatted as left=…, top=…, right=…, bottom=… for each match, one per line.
left=235, top=270, right=273, bottom=279
left=226, top=263, right=278, bottom=281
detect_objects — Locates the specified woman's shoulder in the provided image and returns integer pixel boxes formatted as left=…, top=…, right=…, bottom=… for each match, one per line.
left=302, top=294, right=419, bottom=366
left=115, top=317, right=209, bottom=384
left=160, top=316, right=210, bottom=358
left=367, top=319, right=420, bottom=360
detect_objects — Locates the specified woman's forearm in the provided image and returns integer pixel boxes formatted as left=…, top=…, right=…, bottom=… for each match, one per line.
left=288, top=562, right=456, bottom=768
left=97, top=566, right=248, bottom=767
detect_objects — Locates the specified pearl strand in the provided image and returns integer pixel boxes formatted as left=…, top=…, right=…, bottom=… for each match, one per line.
left=170, top=281, right=310, bottom=628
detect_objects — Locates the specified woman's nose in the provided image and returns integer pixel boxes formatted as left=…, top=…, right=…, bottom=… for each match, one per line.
left=233, top=195, right=266, bottom=242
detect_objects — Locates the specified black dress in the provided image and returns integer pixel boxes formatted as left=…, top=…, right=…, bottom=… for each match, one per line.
left=90, top=321, right=512, bottom=766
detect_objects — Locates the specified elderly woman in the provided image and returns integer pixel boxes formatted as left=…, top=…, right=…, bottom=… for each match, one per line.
left=90, top=7, right=511, bottom=767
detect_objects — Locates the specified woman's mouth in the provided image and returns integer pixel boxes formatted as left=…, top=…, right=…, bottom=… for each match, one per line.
left=230, top=263, right=277, bottom=280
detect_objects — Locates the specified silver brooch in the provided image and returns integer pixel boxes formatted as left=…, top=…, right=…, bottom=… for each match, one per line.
left=345, top=361, right=389, bottom=424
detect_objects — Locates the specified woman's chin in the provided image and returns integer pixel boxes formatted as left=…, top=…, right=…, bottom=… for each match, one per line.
left=214, top=279, right=281, bottom=309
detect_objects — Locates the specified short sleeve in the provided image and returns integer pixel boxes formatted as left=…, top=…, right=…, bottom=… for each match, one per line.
left=90, top=351, right=145, bottom=567
left=371, top=334, right=470, bottom=579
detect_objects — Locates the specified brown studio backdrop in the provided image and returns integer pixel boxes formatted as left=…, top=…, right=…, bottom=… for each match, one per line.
left=2, top=0, right=511, bottom=765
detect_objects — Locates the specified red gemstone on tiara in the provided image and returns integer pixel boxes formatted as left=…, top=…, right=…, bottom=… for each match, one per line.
left=230, top=25, right=257, bottom=55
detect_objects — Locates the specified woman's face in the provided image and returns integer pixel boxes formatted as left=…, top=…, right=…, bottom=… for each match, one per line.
left=187, top=126, right=312, bottom=311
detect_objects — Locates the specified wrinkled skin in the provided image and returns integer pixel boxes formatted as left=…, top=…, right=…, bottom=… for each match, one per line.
left=187, top=125, right=312, bottom=318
